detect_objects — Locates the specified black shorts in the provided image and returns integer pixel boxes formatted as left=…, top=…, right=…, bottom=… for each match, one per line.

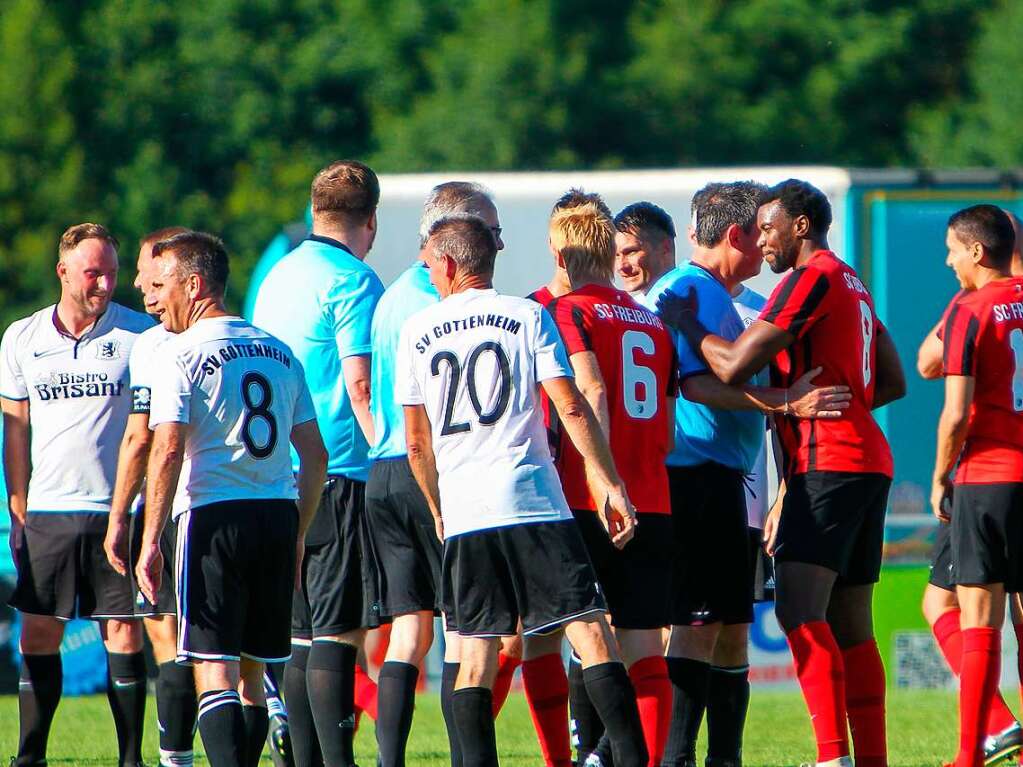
left=177, top=499, right=298, bottom=663
left=951, top=482, right=1023, bottom=591
left=573, top=510, right=671, bottom=630
left=749, top=527, right=775, bottom=604
left=668, top=463, right=753, bottom=625
left=292, top=476, right=380, bottom=639
left=774, top=471, right=890, bottom=586
left=928, top=522, right=955, bottom=591
left=366, top=458, right=442, bottom=618
left=10, top=512, right=138, bottom=620
left=442, top=519, right=606, bottom=637
left=130, top=510, right=178, bottom=616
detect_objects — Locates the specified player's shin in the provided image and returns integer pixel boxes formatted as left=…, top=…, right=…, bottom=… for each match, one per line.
left=376, top=661, right=420, bottom=767
left=786, top=622, right=850, bottom=762
left=16, top=653, right=63, bottom=767
left=957, top=628, right=1002, bottom=767
left=569, top=652, right=604, bottom=762
left=307, top=639, right=358, bottom=767
left=197, top=689, right=246, bottom=767
left=106, top=648, right=148, bottom=766
left=157, top=660, right=198, bottom=766
left=628, top=656, right=672, bottom=767
left=452, top=687, right=499, bottom=767
left=662, top=656, right=710, bottom=766
left=441, top=661, right=464, bottom=767
left=522, top=651, right=572, bottom=767
left=841, top=640, right=887, bottom=767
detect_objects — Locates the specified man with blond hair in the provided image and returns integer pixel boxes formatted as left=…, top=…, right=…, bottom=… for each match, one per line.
left=3, top=223, right=154, bottom=767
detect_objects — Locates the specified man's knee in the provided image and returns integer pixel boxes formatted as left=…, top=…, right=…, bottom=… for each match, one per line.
left=456, top=637, right=500, bottom=688
left=667, top=623, right=721, bottom=662
left=387, top=612, right=435, bottom=665
left=712, top=623, right=749, bottom=667
left=145, top=615, right=179, bottom=663
left=921, top=584, right=958, bottom=627
left=523, top=630, right=563, bottom=660
left=194, top=659, right=239, bottom=694
left=102, top=618, right=144, bottom=653
left=19, top=615, right=65, bottom=654
left=565, top=615, right=618, bottom=666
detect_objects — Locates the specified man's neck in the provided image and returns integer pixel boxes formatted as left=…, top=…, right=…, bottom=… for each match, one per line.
left=55, top=299, right=102, bottom=338
left=311, top=225, right=366, bottom=261
left=568, top=274, right=612, bottom=291
left=972, top=266, right=1013, bottom=291
left=185, top=298, right=231, bottom=330
left=448, top=273, right=493, bottom=296
left=547, top=272, right=572, bottom=299
left=642, top=264, right=674, bottom=295
left=794, top=239, right=829, bottom=269
left=691, top=250, right=737, bottom=292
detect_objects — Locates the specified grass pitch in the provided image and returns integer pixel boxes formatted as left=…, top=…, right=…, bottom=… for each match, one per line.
left=0, top=689, right=970, bottom=766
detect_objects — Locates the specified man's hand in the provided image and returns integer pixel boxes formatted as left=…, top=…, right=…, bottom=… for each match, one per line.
left=787, top=367, right=852, bottom=419
left=104, top=517, right=130, bottom=576
left=135, top=543, right=163, bottom=605
left=8, top=519, right=23, bottom=569
left=931, top=475, right=953, bottom=523
left=655, top=287, right=699, bottom=330
left=599, top=485, right=637, bottom=549
left=763, top=500, right=781, bottom=556
left=294, top=539, right=305, bottom=591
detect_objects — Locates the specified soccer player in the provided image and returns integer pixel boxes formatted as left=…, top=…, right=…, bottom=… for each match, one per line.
left=639, top=182, right=855, bottom=767
left=917, top=211, right=1023, bottom=765
left=366, top=181, right=505, bottom=767
left=614, top=201, right=678, bottom=299
left=251, top=160, right=384, bottom=767
left=658, top=179, right=906, bottom=767
left=398, top=214, right=648, bottom=767
left=529, top=188, right=614, bottom=306
left=3, top=223, right=154, bottom=767
left=102, top=225, right=198, bottom=767
left=928, top=205, right=1023, bottom=767
left=135, top=231, right=327, bottom=767
left=535, top=202, right=677, bottom=767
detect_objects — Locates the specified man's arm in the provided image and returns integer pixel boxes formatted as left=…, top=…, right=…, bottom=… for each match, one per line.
left=404, top=404, right=443, bottom=541
left=682, top=366, right=851, bottom=418
left=137, top=422, right=187, bottom=603
left=930, top=375, right=974, bottom=522
left=3, top=398, right=30, bottom=563
left=917, top=319, right=944, bottom=380
left=342, top=354, right=374, bottom=445
left=872, top=329, right=907, bottom=409
left=542, top=375, right=636, bottom=548
left=570, top=351, right=610, bottom=435
left=291, top=420, right=328, bottom=540
left=104, top=413, right=153, bottom=575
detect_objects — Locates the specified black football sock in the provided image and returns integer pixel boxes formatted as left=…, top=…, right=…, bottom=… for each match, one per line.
left=307, top=640, right=357, bottom=767
left=198, top=689, right=245, bottom=767
left=662, top=657, right=711, bottom=766
left=376, top=661, right=420, bottom=767
left=242, top=704, right=269, bottom=767
left=106, top=650, right=147, bottom=766
left=157, top=660, right=198, bottom=766
left=285, top=644, right=323, bottom=767
left=569, top=652, right=604, bottom=762
left=441, top=662, right=463, bottom=767
left=706, top=665, right=750, bottom=763
left=582, top=662, right=647, bottom=767
left=16, top=653, right=62, bottom=767
left=452, top=687, right=498, bottom=767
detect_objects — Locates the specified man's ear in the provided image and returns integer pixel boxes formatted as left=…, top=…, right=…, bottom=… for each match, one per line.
left=972, top=241, right=987, bottom=266
left=444, top=254, right=458, bottom=280
left=726, top=223, right=744, bottom=251
left=367, top=210, right=377, bottom=234
left=56, top=260, right=67, bottom=282
left=793, top=214, right=811, bottom=239
left=187, top=273, right=203, bottom=299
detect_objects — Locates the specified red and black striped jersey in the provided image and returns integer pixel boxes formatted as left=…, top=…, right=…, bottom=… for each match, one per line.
left=759, top=250, right=893, bottom=477
left=549, top=284, right=677, bottom=514
left=942, top=277, right=1023, bottom=484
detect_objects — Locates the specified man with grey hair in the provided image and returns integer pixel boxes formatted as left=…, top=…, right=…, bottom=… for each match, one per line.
left=399, top=213, right=648, bottom=767
left=366, top=182, right=503, bottom=767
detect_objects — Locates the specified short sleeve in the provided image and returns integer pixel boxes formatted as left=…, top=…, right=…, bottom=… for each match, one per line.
left=550, top=298, right=592, bottom=355
left=325, top=270, right=384, bottom=360
left=291, top=360, right=318, bottom=425
left=395, top=320, right=424, bottom=406
left=128, top=337, right=152, bottom=414
left=148, top=353, right=192, bottom=428
left=942, top=302, right=980, bottom=377
left=935, top=291, right=965, bottom=342
left=653, top=276, right=706, bottom=379
left=0, top=323, right=28, bottom=400
left=534, top=307, right=574, bottom=382
left=759, top=268, right=830, bottom=339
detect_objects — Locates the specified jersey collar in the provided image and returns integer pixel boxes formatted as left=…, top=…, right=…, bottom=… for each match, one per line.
left=50, top=303, right=112, bottom=343
left=307, top=233, right=356, bottom=256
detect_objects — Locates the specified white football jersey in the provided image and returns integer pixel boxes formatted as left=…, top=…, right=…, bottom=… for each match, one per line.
left=148, top=317, right=316, bottom=517
left=396, top=288, right=574, bottom=537
left=733, top=286, right=771, bottom=527
left=0, top=303, right=154, bottom=512
left=128, top=322, right=173, bottom=415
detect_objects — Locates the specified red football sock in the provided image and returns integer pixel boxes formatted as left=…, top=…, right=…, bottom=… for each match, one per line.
left=628, top=655, right=672, bottom=767
left=933, top=609, right=1016, bottom=734
left=957, top=627, right=1001, bottom=767
left=1013, top=622, right=1023, bottom=714
left=491, top=651, right=521, bottom=717
left=521, top=653, right=572, bottom=767
left=786, top=621, right=849, bottom=762
left=354, top=663, right=378, bottom=722
left=841, top=639, right=887, bottom=767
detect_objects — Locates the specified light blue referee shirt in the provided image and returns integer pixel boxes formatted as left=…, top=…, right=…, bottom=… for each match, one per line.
left=251, top=235, right=384, bottom=481
left=368, top=261, right=439, bottom=461
left=640, top=262, right=764, bottom=472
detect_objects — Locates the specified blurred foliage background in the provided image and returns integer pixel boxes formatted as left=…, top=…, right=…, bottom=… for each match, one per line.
left=0, top=0, right=1018, bottom=324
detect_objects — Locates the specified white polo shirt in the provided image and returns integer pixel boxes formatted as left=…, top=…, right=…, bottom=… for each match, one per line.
left=396, top=288, right=574, bottom=538
left=0, top=303, right=154, bottom=512
left=148, top=317, right=317, bottom=517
